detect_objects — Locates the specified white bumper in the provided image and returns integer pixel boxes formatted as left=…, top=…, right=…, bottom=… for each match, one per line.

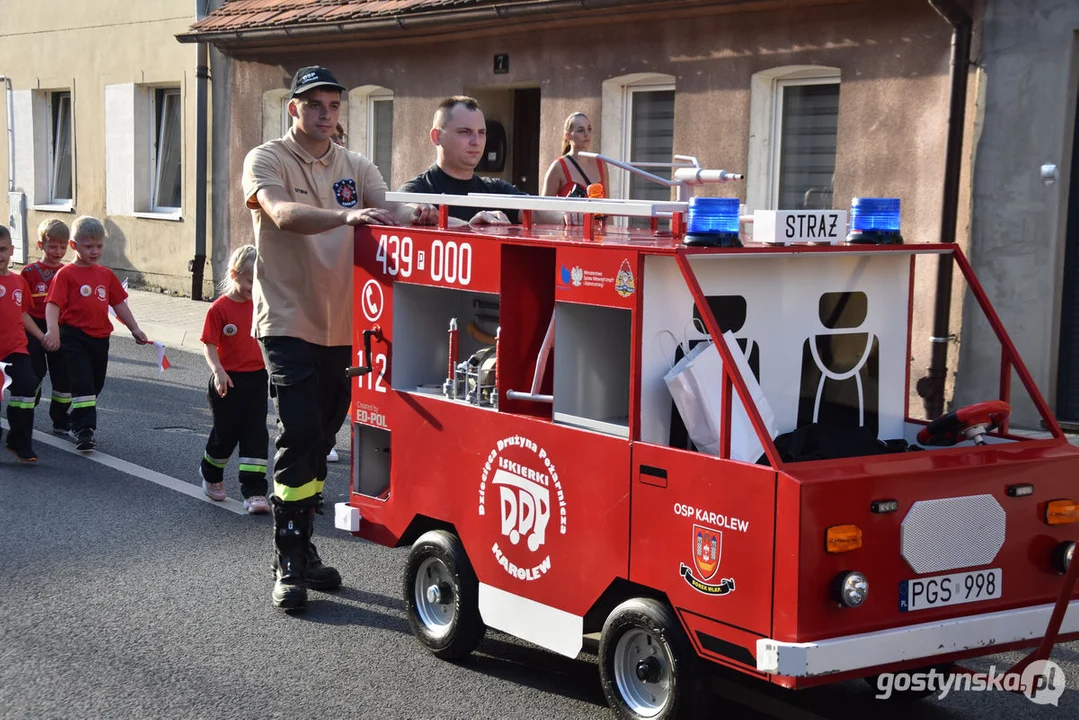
left=757, top=600, right=1079, bottom=677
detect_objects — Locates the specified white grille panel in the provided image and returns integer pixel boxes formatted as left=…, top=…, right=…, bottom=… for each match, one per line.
left=901, top=495, right=1006, bottom=574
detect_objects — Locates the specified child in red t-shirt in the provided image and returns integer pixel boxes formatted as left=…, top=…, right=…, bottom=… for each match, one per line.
left=22, top=218, right=72, bottom=432
left=44, top=216, right=148, bottom=453
left=0, top=225, right=47, bottom=462
left=199, top=244, right=269, bottom=514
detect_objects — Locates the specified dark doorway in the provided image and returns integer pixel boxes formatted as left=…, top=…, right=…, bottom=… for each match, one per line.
left=512, top=88, right=541, bottom=195
left=1056, top=88, right=1079, bottom=426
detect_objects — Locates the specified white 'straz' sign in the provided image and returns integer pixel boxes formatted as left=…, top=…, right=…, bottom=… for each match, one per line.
left=753, top=210, right=848, bottom=245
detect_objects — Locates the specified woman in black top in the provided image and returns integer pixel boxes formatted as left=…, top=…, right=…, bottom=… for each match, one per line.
left=541, top=112, right=607, bottom=199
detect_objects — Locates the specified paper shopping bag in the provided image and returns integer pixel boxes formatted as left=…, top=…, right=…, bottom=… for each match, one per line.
left=663, top=331, right=777, bottom=463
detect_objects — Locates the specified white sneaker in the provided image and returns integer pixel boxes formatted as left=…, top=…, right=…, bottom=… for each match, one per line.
left=326, top=447, right=340, bottom=463
left=199, top=466, right=226, bottom=502
left=243, top=495, right=270, bottom=514
left=202, top=479, right=226, bottom=501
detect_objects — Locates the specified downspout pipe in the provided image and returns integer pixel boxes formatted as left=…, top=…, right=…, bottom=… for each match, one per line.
left=920, top=0, right=973, bottom=418
left=191, top=1, right=210, bottom=301
left=0, top=76, right=14, bottom=193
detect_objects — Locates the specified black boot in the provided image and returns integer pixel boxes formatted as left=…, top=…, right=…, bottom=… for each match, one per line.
left=270, top=514, right=343, bottom=591
left=306, top=540, right=342, bottom=591
left=272, top=501, right=311, bottom=611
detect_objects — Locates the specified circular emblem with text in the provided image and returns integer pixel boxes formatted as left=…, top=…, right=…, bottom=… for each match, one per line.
left=223, top=323, right=238, bottom=337
left=95, top=285, right=107, bottom=301
left=478, top=435, right=567, bottom=582
left=79, top=284, right=92, bottom=297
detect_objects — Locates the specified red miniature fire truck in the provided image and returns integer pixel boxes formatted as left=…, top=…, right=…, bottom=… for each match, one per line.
left=335, top=160, right=1079, bottom=719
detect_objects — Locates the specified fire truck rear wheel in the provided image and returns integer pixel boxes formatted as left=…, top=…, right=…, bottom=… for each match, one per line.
left=404, top=530, right=485, bottom=661
left=599, top=598, right=706, bottom=720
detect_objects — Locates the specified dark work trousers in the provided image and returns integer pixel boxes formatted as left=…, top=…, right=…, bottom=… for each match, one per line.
left=2, top=352, right=38, bottom=452
left=260, top=336, right=350, bottom=507
left=59, top=325, right=110, bottom=433
left=26, top=316, right=71, bottom=428
left=201, top=369, right=270, bottom=499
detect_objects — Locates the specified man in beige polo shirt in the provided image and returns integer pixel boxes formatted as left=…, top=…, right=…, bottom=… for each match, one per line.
left=242, top=65, right=434, bottom=612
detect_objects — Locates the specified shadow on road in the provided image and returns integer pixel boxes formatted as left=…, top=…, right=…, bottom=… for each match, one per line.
left=331, top=585, right=406, bottom=613
left=463, top=635, right=607, bottom=708
left=292, top=587, right=413, bottom=636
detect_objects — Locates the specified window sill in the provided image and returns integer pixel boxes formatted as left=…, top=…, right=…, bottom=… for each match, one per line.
left=133, top=211, right=183, bottom=222
left=31, top=203, right=75, bottom=213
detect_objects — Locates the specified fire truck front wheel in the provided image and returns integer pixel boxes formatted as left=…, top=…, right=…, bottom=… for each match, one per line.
left=599, top=598, right=706, bottom=720
left=404, top=530, right=485, bottom=661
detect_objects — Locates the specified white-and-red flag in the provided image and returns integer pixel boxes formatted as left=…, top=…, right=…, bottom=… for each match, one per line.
left=152, top=341, right=171, bottom=373
left=0, top=361, right=11, bottom=392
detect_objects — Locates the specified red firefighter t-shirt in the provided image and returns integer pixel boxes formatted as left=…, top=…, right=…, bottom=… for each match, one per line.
left=46, top=264, right=129, bottom=339
left=200, top=295, right=264, bottom=373
left=20, top=261, right=64, bottom=320
left=0, top=273, right=32, bottom=358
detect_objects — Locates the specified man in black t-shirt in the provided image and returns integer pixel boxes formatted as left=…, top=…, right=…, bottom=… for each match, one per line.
left=400, top=96, right=559, bottom=226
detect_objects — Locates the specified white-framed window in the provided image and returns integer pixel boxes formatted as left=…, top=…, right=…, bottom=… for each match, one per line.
left=369, top=94, right=394, bottom=185
left=262, top=89, right=290, bottom=143
left=747, top=66, right=840, bottom=212
left=151, top=88, right=182, bottom=212
left=600, top=73, right=676, bottom=206
left=47, top=91, right=73, bottom=204
left=10, top=87, right=76, bottom=209
left=772, top=78, right=839, bottom=209
left=104, top=82, right=184, bottom=219
left=349, top=86, right=394, bottom=185
left=623, top=84, right=675, bottom=203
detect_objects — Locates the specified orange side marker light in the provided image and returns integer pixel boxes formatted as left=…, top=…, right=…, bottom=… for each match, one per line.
left=1046, top=499, right=1079, bottom=526
left=826, top=525, right=863, bottom=553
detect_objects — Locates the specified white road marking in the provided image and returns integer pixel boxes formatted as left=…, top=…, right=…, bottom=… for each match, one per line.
left=1, top=419, right=247, bottom=515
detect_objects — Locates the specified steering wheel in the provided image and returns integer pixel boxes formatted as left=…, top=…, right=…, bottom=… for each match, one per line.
left=917, top=401, right=1011, bottom=447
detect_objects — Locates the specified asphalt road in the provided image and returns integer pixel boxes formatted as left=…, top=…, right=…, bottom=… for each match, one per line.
left=1, top=340, right=1076, bottom=719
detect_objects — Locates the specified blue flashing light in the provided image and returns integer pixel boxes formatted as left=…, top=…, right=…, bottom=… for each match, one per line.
left=685, top=197, right=742, bottom=247
left=847, top=197, right=903, bottom=244
left=851, top=197, right=900, bottom=231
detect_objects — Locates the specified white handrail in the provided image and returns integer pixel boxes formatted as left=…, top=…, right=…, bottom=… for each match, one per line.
left=387, top=191, right=687, bottom=219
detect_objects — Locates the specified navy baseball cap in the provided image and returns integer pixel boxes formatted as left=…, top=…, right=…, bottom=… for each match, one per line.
left=290, top=66, right=346, bottom=98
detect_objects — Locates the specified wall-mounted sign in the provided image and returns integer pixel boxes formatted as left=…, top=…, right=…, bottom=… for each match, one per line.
left=494, top=53, right=509, bottom=74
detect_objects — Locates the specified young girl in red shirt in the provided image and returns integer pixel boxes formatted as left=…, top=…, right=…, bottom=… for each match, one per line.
left=0, top=225, right=47, bottom=462
left=199, top=245, right=270, bottom=514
